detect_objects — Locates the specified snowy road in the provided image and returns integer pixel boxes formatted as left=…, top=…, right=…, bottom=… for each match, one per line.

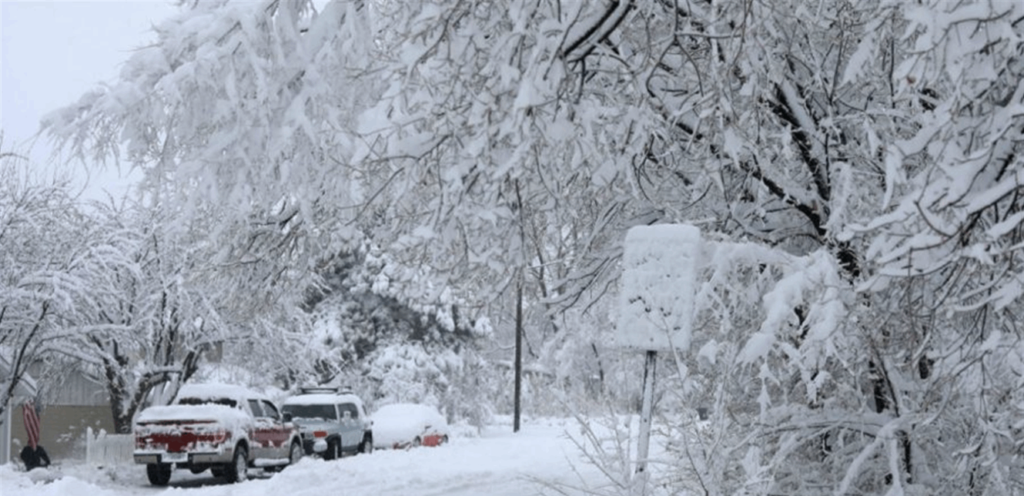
left=2, top=419, right=613, bottom=496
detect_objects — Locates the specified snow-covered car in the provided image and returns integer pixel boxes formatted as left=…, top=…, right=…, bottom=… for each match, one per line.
left=133, top=383, right=302, bottom=486
left=281, top=387, right=373, bottom=459
left=372, top=403, right=449, bottom=449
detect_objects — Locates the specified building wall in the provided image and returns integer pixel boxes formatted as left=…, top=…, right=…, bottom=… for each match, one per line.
left=29, top=366, right=110, bottom=407
left=2, top=405, right=13, bottom=465
left=11, top=367, right=114, bottom=462
left=9, top=405, right=116, bottom=461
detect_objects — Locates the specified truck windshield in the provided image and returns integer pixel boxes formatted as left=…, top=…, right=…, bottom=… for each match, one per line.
left=281, top=404, right=337, bottom=421
left=177, top=397, right=238, bottom=408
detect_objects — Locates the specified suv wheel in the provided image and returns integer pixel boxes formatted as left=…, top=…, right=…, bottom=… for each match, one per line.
left=359, top=434, right=373, bottom=455
left=324, top=438, right=340, bottom=461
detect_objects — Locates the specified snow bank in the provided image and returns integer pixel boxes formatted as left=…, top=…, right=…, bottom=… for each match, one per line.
left=1, top=418, right=616, bottom=496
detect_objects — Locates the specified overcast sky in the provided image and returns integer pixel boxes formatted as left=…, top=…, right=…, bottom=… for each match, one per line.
left=1, top=1, right=178, bottom=201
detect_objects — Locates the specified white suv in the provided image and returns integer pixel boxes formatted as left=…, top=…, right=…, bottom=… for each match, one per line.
left=281, top=387, right=373, bottom=459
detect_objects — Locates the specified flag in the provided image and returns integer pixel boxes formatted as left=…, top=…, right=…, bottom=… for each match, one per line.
left=22, top=400, right=41, bottom=449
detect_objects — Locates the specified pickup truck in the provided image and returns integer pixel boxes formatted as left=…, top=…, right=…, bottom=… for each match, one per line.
left=133, top=383, right=302, bottom=485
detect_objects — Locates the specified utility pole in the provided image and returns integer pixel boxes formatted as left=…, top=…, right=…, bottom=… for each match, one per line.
left=514, top=276, right=523, bottom=432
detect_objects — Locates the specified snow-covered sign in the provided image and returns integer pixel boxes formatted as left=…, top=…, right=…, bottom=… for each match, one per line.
left=616, top=224, right=701, bottom=351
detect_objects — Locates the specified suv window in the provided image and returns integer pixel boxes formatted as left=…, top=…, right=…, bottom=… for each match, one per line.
left=282, top=403, right=337, bottom=421
left=339, top=403, right=359, bottom=419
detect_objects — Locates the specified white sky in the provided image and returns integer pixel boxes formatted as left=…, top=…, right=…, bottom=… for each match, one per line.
left=1, top=0, right=178, bottom=201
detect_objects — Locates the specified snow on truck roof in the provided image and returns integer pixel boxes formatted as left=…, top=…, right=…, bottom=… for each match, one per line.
left=175, top=383, right=269, bottom=402
left=136, top=404, right=250, bottom=424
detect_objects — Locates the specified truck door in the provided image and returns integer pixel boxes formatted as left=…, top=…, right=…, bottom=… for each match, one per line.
left=247, top=400, right=271, bottom=459
left=259, top=400, right=291, bottom=455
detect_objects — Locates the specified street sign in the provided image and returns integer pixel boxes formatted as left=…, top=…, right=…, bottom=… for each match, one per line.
left=617, top=224, right=701, bottom=495
left=616, top=224, right=701, bottom=352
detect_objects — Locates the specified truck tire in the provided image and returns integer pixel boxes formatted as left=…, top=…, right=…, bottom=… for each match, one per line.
left=289, top=440, right=303, bottom=466
left=324, top=438, right=340, bottom=460
left=146, top=463, right=172, bottom=486
left=226, top=445, right=249, bottom=483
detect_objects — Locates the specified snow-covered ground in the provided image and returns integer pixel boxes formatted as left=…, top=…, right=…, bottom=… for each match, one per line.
left=1, top=417, right=616, bottom=496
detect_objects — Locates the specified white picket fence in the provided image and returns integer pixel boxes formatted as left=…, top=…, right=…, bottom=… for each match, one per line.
left=85, top=427, right=134, bottom=466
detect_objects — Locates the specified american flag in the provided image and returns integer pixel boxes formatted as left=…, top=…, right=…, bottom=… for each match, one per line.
left=22, top=400, right=41, bottom=449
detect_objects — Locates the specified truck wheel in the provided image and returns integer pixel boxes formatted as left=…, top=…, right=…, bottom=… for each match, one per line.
left=226, top=445, right=249, bottom=483
left=288, top=440, right=303, bottom=466
left=146, top=463, right=172, bottom=486
left=359, top=434, right=373, bottom=454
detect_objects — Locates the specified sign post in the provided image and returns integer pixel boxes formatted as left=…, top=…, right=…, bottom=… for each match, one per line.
left=635, top=349, right=657, bottom=489
left=617, top=224, right=701, bottom=495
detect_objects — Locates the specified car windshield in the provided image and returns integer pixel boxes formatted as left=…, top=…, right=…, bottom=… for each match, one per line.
left=282, top=403, right=337, bottom=421
left=177, top=397, right=237, bottom=408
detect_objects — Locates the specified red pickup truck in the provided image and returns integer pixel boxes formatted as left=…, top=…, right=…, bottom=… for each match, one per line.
left=133, top=383, right=302, bottom=485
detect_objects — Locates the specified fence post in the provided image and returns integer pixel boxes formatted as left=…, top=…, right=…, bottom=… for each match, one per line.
left=85, top=427, right=93, bottom=465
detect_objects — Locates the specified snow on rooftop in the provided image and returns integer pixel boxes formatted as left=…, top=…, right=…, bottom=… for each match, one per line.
left=616, top=224, right=701, bottom=352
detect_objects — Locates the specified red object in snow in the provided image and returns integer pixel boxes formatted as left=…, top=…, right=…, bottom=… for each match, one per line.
left=22, top=401, right=41, bottom=449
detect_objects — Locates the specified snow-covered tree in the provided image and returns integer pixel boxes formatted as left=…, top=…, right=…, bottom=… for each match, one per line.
left=350, top=1, right=1024, bottom=493
left=300, top=244, right=493, bottom=421
left=57, top=201, right=219, bottom=433
left=44, top=0, right=368, bottom=275
left=0, top=146, right=134, bottom=421
left=847, top=2, right=1024, bottom=492
left=41, top=0, right=1024, bottom=493
left=0, top=148, right=73, bottom=419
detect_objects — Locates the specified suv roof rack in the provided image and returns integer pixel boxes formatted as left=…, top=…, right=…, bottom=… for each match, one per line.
left=298, top=386, right=354, bottom=395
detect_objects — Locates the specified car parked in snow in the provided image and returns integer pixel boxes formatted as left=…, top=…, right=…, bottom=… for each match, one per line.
left=133, top=383, right=302, bottom=486
left=281, top=387, right=373, bottom=459
left=372, top=403, right=449, bottom=449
